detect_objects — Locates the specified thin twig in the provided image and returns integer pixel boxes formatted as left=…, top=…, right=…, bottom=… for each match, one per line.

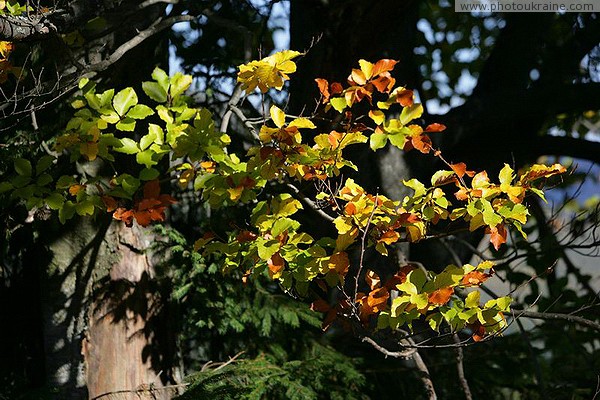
left=511, top=309, right=600, bottom=332
left=453, top=334, right=473, bottom=400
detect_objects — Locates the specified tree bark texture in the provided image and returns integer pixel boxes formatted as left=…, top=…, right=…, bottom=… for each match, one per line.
left=41, top=219, right=177, bottom=399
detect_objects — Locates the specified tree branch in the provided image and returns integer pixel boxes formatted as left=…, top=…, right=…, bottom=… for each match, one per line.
left=512, top=309, right=600, bottom=332
left=453, top=334, right=473, bottom=400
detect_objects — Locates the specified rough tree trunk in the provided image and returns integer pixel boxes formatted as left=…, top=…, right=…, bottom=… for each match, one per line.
left=41, top=218, right=177, bottom=399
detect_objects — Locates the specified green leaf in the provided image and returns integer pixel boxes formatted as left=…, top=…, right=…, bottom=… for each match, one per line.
left=114, top=138, right=139, bottom=154
left=151, top=67, right=170, bottom=91
left=118, top=174, right=140, bottom=195
left=142, top=82, right=168, bottom=103
left=36, top=156, right=55, bottom=175
left=136, top=149, right=158, bottom=168
left=56, top=175, right=76, bottom=189
left=148, top=124, right=164, bottom=145
left=75, top=201, right=95, bottom=216
left=126, top=104, right=154, bottom=119
left=465, top=291, right=480, bottom=308
left=36, top=173, right=53, bottom=186
left=14, top=158, right=32, bottom=176
left=369, top=131, right=388, bottom=150
left=139, top=167, right=160, bottom=181
left=169, top=72, right=193, bottom=98
left=59, top=201, right=76, bottom=224
left=330, top=97, right=347, bottom=113
left=403, top=179, right=426, bottom=197
left=0, top=181, right=14, bottom=194
left=399, top=103, right=423, bottom=125
left=113, top=87, right=138, bottom=116
left=481, top=199, right=502, bottom=227
left=99, top=110, right=120, bottom=124
left=140, top=130, right=157, bottom=151
left=257, top=240, right=280, bottom=260
left=116, top=117, right=136, bottom=131
left=272, top=218, right=298, bottom=237
left=45, top=193, right=65, bottom=210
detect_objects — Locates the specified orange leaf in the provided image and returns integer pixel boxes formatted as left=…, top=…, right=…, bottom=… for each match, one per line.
left=379, top=230, right=400, bottom=245
left=450, top=162, right=468, bottom=178
left=365, top=269, right=381, bottom=290
left=315, top=78, right=330, bottom=103
left=102, top=196, right=118, bottom=212
left=268, top=252, right=285, bottom=278
left=425, top=123, right=447, bottom=133
left=200, top=160, right=216, bottom=173
left=328, top=130, right=343, bottom=148
left=396, top=89, right=414, bottom=107
left=372, top=59, right=398, bottom=76
left=328, top=252, right=350, bottom=275
left=69, top=184, right=85, bottom=196
left=371, top=74, right=395, bottom=93
left=428, top=287, right=454, bottom=305
left=366, top=287, right=389, bottom=311
left=113, top=208, right=134, bottom=227
left=470, top=322, right=486, bottom=342
left=487, top=224, right=507, bottom=250
left=408, top=134, right=432, bottom=154
left=344, top=202, right=357, bottom=216
left=461, top=271, right=491, bottom=286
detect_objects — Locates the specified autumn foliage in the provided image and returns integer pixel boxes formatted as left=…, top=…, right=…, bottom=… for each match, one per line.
left=0, top=50, right=566, bottom=343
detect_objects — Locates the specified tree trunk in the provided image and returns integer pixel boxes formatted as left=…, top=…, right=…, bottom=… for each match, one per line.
left=41, top=218, right=178, bottom=399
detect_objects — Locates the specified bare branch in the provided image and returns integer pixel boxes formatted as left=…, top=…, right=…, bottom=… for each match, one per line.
left=453, top=334, right=473, bottom=400
left=286, top=183, right=335, bottom=223
left=512, top=309, right=600, bottom=332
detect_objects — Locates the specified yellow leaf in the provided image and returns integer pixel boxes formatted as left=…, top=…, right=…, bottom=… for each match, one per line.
left=178, top=169, right=195, bottom=189
left=465, top=291, right=480, bottom=308
left=80, top=142, right=98, bottom=161
left=369, top=110, right=385, bottom=125
left=227, top=186, right=244, bottom=201
left=270, top=105, right=286, bottom=128
left=237, top=50, right=302, bottom=93
left=359, top=59, right=374, bottom=80
left=288, top=117, right=315, bottom=129
left=0, top=41, right=14, bottom=59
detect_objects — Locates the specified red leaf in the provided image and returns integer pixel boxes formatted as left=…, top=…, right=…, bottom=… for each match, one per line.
left=424, top=123, right=447, bottom=133
left=330, top=82, right=343, bottom=95
left=143, top=179, right=161, bottom=199
left=310, top=298, right=331, bottom=313
left=102, top=196, right=118, bottom=212
left=236, top=230, right=258, bottom=243
left=138, top=198, right=162, bottom=211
